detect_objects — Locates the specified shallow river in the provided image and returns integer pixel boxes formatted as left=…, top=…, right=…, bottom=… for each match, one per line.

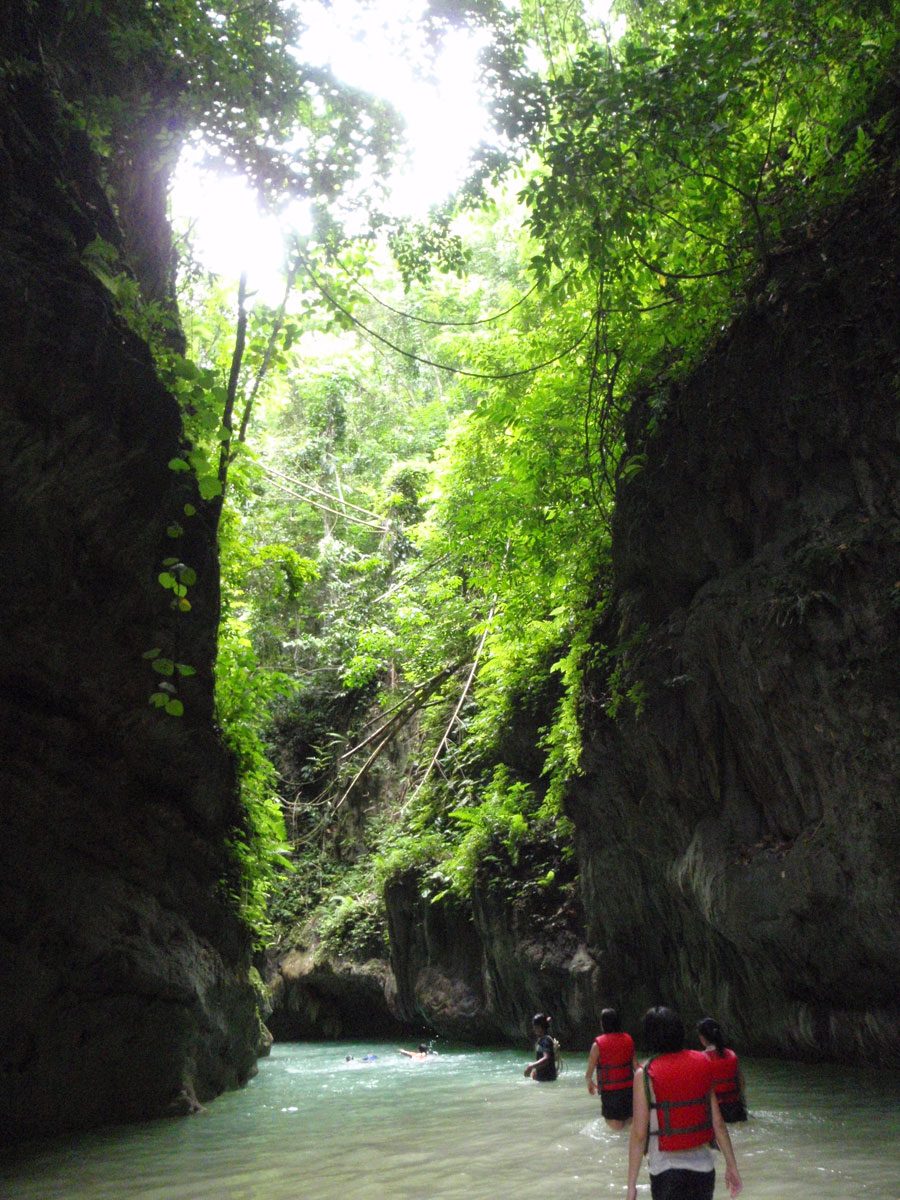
left=3, top=1042, right=898, bottom=1198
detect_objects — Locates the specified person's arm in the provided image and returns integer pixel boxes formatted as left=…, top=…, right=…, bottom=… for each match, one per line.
left=629, top=1036, right=638, bottom=1074
left=524, top=1044, right=552, bottom=1077
left=710, top=1093, right=743, bottom=1197
left=586, top=1042, right=600, bottom=1095
left=626, top=1067, right=648, bottom=1199
left=398, top=1048, right=413, bottom=1058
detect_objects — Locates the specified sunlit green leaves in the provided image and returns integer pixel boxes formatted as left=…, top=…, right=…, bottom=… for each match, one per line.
left=127, top=0, right=896, bottom=939
left=58, top=0, right=404, bottom=222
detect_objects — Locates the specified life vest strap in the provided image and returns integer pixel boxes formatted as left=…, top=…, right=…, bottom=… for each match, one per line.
left=656, top=1095, right=712, bottom=1130
left=648, top=1120, right=714, bottom=1136
left=644, top=1055, right=713, bottom=1151
left=599, top=1064, right=633, bottom=1088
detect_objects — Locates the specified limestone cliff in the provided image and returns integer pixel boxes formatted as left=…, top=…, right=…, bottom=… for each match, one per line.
left=0, top=21, right=259, bottom=1139
left=568, top=150, right=899, bottom=1063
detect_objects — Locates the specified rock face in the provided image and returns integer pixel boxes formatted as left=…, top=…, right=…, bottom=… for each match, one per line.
left=267, top=862, right=601, bottom=1050
left=385, top=870, right=600, bottom=1047
left=266, top=948, right=403, bottom=1041
left=0, top=24, right=259, bottom=1139
left=568, top=161, right=899, bottom=1063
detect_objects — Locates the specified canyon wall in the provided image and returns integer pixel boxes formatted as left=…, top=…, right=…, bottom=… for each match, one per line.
left=567, top=150, right=899, bottom=1063
left=0, top=21, right=259, bottom=1139
left=267, top=863, right=599, bottom=1049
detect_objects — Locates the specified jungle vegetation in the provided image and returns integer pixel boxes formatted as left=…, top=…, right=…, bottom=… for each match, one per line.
left=42, top=0, right=897, bottom=945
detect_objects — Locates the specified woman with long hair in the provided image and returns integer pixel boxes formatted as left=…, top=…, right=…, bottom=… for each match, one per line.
left=697, top=1017, right=748, bottom=1123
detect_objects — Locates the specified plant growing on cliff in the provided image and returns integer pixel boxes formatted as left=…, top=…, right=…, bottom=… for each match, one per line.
left=316, top=888, right=388, bottom=961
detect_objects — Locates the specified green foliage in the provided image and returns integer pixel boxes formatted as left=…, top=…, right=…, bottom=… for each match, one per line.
left=443, top=766, right=537, bottom=897
left=70, top=0, right=895, bottom=952
left=57, top=0, right=402, bottom=205
left=217, top=612, right=297, bottom=942
left=387, top=211, right=470, bottom=287
left=372, top=830, right=451, bottom=894
left=604, top=626, right=650, bottom=721
left=315, top=888, right=388, bottom=961
left=540, top=624, right=594, bottom=810
left=143, top=648, right=194, bottom=716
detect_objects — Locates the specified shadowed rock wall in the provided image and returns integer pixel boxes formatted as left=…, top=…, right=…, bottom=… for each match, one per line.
left=267, top=865, right=601, bottom=1050
left=0, top=22, right=258, bottom=1139
left=568, top=156, right=899, bottom=1063
left=384, top=872, right=600, bottom=1047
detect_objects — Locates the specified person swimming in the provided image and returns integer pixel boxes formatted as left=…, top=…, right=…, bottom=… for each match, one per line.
left=398, top=1043, right=436, bottom=1060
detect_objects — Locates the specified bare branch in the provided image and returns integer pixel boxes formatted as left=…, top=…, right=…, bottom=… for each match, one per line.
left=404, top=601, right=497, bottom=810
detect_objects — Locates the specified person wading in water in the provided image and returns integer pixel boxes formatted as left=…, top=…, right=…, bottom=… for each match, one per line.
left=524, top=1013, right=558, bottom=1082
left=697, top=1017, right=748, bottom=1123
left=587, top=1007, right=638, bottom=1129
left=627, top=1006, right=743, bottom=1200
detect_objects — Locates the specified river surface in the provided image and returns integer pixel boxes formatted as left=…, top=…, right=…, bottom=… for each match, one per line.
left=2, top=1042, right=898, bottom=1198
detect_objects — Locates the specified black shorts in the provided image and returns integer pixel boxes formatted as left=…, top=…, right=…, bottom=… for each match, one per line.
left=650, top=1169, right=715, bottom=1200
left=600, top=1087, right=633, bottom=1121
left=719, top=1100, right=748, bottom=1122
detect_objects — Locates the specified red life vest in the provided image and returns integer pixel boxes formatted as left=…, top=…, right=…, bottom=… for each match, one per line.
left=705, top=1047, right=741, bottom=1106
left=646, top=1050, right=715, bottom=1152
left=595, top=1032, right=635, bottom=1092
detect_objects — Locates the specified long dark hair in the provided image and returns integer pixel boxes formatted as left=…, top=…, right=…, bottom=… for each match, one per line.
left=532, top=1012, right=552, bottom=1034
left=697, top=1017, right=727, bottom=1056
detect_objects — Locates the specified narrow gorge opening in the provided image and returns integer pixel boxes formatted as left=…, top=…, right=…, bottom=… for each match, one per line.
left=1, top=0, right=897, bottom=1191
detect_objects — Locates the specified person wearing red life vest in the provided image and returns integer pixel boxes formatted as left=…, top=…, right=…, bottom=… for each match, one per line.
left=586, top=1007, right=638, bottom=1129
left=627, top=1006, right=742, bottom=1200
left=697, top=1017, right=748, bottom=1122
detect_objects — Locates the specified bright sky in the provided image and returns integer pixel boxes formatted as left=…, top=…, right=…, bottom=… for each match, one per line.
left=298, top=0, right=493, bottom=217
left=170, top=0, right=623, bottom=297
left=170, top=0, right=494, bottom=295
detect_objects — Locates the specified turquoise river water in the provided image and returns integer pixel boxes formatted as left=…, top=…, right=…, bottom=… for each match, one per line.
left=2, top=1041, right=898, bottom=1198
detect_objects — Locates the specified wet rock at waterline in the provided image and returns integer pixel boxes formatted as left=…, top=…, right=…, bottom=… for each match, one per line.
left=266, top=948, right=404, bottom=1041
left=266, top=868, right=602, bottom=1047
